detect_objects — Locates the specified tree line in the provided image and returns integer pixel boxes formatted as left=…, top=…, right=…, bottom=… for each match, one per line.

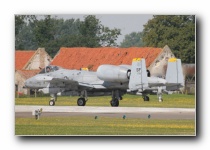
left=15, top=15, right=121, bottom=57
left=15, top=15, right=195, bottom=63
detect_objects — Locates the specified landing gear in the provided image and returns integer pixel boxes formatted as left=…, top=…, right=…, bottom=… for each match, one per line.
left=110, top=98, right=119, bottom=107
left=158, top=94, right=163, bottom=102
left=110, top=90, right=122, bottom=107
left=77, top=98, right=86, bottom=106
left=77, top=90, right=88, bottom=106
left=143, top=95, right=149, bottom=101
left=49, top=99, right=55, bottom=106
left=49, top=94, right=57, bottom=106
left=157, top=87, right=163, bottom=102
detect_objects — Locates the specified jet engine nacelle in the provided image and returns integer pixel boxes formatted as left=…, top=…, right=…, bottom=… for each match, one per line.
left=96, top=65, right=131, bottom=83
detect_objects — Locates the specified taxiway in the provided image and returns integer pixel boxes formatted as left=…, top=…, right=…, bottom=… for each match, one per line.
left=15, top=105, right=195, bottom=119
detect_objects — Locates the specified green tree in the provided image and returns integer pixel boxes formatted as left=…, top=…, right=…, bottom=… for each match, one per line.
left=15, top=15, right=25, bottom=36
left=79, top=15, right=121, bottom=47
left=100, top=26, right=121, bottom=47
left=15, top=15, right=121, bottom=57
left=143, top=15, right=195, bottom=63
left=15, top=15, right=38, bottom=50
left=120, top=32, right=144, bottom=47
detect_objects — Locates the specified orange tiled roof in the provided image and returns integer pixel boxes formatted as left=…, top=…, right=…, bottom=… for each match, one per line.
left=17, top=70, right=40, bottom=79
left=15, top=51, right=36, bottom=70
left=51, top=47, right=162, bottom=71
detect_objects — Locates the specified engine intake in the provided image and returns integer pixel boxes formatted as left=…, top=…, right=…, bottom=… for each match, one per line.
left=97, top=65, right=131, bottom=83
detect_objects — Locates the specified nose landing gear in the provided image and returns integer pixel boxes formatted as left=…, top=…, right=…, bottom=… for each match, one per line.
left=49, top=94, right=57, bottom=106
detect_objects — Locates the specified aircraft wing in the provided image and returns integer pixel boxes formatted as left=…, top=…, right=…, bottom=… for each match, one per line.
left=148, top=83, right=166, bottom=87
left=35, top=75, right=94, bottom=89
left=36, top=75, right=77, bottom=84
left=165, top=83, right=183, bottom=91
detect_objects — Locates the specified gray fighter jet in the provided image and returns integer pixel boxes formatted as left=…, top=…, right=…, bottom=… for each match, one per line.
left=24, top=58, right=184, bottom=107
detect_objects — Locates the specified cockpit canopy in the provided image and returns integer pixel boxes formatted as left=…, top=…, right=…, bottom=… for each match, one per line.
left=39, top=65, right=63, bottom=74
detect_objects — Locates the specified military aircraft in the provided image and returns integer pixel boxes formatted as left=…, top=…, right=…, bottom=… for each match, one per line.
left=24, top=58, right=184, bottom=107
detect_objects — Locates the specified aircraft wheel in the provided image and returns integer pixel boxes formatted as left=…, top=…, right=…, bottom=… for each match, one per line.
left=110, top=99, right=119, bottom=107
left=49, top=100, right=55, bottom=106
left=77, top=98, right=86, bottom=106
left=143, top=96, right=149, bottom=101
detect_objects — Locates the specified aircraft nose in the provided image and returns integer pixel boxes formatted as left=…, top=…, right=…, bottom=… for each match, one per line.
left=24, top=78, right=33, bottom=88
left=24, top=79, right=30, bottom=88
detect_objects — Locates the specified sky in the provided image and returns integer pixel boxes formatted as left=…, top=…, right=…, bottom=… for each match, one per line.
left=55, top=14, right=153, bottom=44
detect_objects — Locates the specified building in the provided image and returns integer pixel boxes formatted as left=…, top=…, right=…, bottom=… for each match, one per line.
left=51, top=45, right=175, bottom=77
left=182, top=64, right=195, bottom=94
left=15, top=48, right=52, bottom=95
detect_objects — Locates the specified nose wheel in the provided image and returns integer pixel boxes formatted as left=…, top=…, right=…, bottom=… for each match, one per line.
left=49, top=99, right=55, bottom=106
left=49, top=94, right=57, bottom=106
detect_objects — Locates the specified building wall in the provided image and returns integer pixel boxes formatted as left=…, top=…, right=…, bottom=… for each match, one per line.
left=182, top=64, right=195, bottom=94
left=15, top=72, right=28, bottom=95
left=149, top=45, right=175, bottom=77
left=25, top=48, right=52, bottom=70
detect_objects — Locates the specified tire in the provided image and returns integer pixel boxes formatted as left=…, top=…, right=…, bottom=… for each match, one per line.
left=77, top=98, right=86, bottom=106
left=143, top=96, right=149, bottom=101
left=49, top=100, right=55, bottom=106
left=110, top=99, right=119, bottom=107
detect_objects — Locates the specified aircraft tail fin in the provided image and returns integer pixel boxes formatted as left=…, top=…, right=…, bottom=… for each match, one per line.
left=128, top=58, right=148, bottom=91
left=166, top=58, right=184, bottom=90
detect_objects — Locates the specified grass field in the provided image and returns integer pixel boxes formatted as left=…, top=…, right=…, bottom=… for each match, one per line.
left=15, top=94, right=195, bottom=108
left=15, top=116, right=195, bottom=135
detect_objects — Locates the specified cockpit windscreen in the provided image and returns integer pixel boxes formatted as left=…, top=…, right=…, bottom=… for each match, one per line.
left=39, top=65, right=63, bottom=74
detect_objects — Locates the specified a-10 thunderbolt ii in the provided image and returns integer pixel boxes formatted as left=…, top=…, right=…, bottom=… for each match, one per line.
left=24, top=58, right=184, bottom=107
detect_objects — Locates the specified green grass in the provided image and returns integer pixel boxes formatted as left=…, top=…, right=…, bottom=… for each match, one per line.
left=15, top=116, right=195, bottom=135
left=15, top=94, right=195, bottom=108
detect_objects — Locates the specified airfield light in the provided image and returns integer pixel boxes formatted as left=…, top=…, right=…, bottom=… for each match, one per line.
left=35, top=109, right=42, bottom=120
left=123, top=115, right=126, bottom=119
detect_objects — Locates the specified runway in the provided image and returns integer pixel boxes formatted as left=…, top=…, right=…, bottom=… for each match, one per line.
left=15, top=105, right=195, bottom=119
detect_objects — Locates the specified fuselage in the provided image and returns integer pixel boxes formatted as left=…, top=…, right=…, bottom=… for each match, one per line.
left=24, top=69, right=129, bottom=90
left=25, top=68, right=167, bottom=92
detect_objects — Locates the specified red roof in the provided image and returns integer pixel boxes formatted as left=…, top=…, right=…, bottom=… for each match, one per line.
left=16, top=70, right=40, bottom=79
left=15, top=51, right=35, bottom=70
left=51, top=47, right=162, bottom=71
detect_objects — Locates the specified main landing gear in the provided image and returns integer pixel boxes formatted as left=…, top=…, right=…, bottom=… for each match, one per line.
left=142, top=87, right=163, bottom=102
left=143, top=95, right=149, bottom=101
left=110, top=90, right=122, bottom=107
left=49, top=93, right=57, bottom=106
left=142, top=94, right=163, bottom=102
left=76, top=90, right=123, bottom=107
